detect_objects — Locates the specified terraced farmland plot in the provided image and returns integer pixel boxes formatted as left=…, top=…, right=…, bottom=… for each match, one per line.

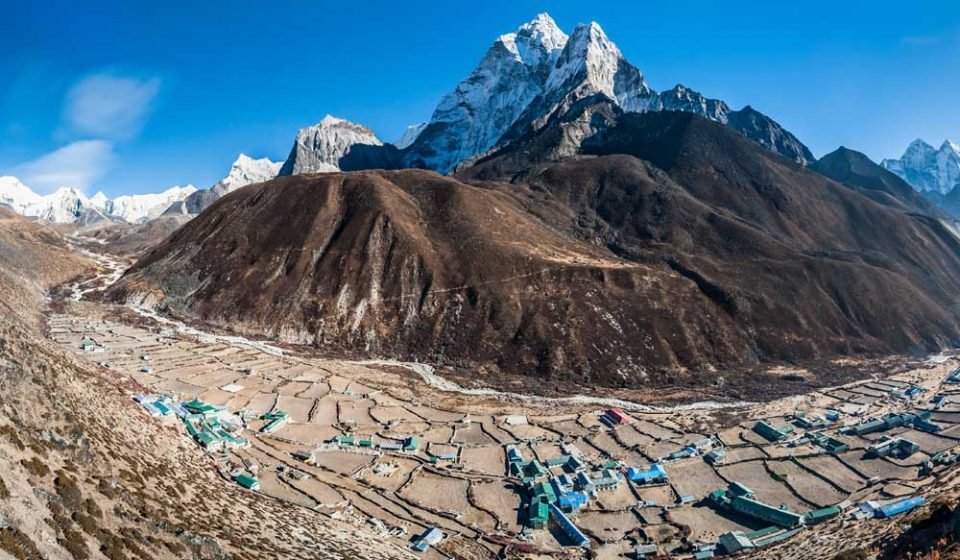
left=798, top=454, right=867, bottom=493
left=666, top=460, right=727, bottom=499
left=577, top=511, right=640, bottom=543
left=895, top=429, right=958, bottom=454
left=471, top=481, right=522, bottom=532
left=276, top=394, right=314, bottom=423
left=594, top=482, right=639, bottom=509
left=717, top=461, right=812, bottom=512
left=452, top=422, right=496, bottom=445
left=312, top=451, right=377, bottom=474
left=766, top=460, right=847, bottom=507
left=668, top=506, right=764, bottom=544
left=838, top=451, right=919, bottom=481
left=400, top=471, right=472, bottom=514
left=613, top=425, right=656, bottom=448
left=635, top=484, right=675, bottom=506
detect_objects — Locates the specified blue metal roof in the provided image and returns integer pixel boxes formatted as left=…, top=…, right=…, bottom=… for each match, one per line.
left=877, top=496, right=924, bottom=518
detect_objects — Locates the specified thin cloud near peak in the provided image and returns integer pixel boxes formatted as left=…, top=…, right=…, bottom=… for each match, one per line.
left=62, top=72, right=161, bottom=141
left=17, top=140, right=116, bottom=194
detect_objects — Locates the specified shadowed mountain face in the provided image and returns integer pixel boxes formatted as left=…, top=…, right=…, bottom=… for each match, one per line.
left=812, top=146, right=944, bottom=215
left=108, top=113, right=960, bottom=389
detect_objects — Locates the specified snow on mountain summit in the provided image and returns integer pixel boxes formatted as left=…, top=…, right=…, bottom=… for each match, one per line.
left=402, top=13, right=755, bottom=172
left=213, top=154, right=282, bottom=195
left=402, top=13, right=570, bottom=172
left=0, top=176, right=197, bottom=224
left=882, top=138, right=960, bottom=195
left=109, top=185, right=198, bottom=223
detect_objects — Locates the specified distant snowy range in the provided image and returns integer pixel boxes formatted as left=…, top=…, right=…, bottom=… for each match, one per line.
left=882, top=140, right=960, bottom=216
left=2, top=12, right=958, bottom=224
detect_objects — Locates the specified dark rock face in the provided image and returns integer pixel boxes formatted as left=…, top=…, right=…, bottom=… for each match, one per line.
left=726, top=106, right=815, bottom=165
left=812, top=147, right=944, bottom=215
left=108, top=113, right=960, bottom=389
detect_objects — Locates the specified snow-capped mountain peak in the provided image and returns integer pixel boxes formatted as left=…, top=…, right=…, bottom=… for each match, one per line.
left=89, top=191, right=109, bottom=210
left=285, top=13, right=810, bottom=172
left=401, top=13, right=572, bottom=171
left=882, top=138, right=960, bottom=195
left=0, top=176, right=44, bottom=212
left=545, top=20, right=637, bottom=104
left=401, top=14, right=750, bottom=171
left=213, top=154, right=282, bottom=195
left=278, top=115, right=383, bottom=175
left=109, top=185, right=198, bottom=223
left=507, top=12, right=568, bottom=66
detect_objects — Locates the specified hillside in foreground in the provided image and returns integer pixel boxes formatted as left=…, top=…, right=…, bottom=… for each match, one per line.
left=0, top=210, right=409, bottom=560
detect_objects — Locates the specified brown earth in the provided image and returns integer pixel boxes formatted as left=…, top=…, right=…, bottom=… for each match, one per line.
left=0, top=208, right=92, bottom=325
left=0, top=210, right=411, bottom=560
left=107, top=112, right=960, bottom=389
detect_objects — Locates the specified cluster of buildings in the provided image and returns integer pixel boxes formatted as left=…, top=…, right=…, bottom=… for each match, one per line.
left=922, top=450, right=960, bottom=474
left=662, top=438, right=717, bottom=462
left=707, top=482, right=845, bottom=556
left=133, top=393, right=185, bottom=418
left=890, top=385, right=925, bottom=400
left=507, top=444, right=646, bottom=548
left=867, top=435, right=920, bottom=459
left=507, top=437, right=688, bottom=549
left=716, top=526, right=806, bottom=556
left=293, top=434, right=422, bottom=463
left=710, top=482, right=806, bottom=529
left=133, top=394, right=251, bottom=453
left=947, top=368, right=960, bottom=384
left=841, top=410, right=943, bottom=437
left=182, top=399, right=249, bottom=451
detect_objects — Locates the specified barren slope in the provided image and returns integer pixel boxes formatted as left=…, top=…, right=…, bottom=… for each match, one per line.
left=108, top=113, right=960, bottom=389
left=0, top=210, right=410, bottom=560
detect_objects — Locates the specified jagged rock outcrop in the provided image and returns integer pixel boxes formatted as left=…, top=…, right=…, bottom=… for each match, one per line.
left=278, top=115, right=399, bottom=175
left=727, top=105, right=814, bottom=165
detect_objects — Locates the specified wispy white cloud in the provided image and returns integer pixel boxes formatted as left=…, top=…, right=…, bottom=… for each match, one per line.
left=62, top=73, right=161, bottom=141
left=17, top=140, right=116, bottom=193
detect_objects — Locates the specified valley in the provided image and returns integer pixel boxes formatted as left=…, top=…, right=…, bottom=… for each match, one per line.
left=4, top=8, right=960, bottom=560
left=42, top=240, right=960, bottom=559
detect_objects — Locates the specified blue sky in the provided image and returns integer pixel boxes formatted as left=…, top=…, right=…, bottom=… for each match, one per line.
left=2, top=0, right=959, bottom=196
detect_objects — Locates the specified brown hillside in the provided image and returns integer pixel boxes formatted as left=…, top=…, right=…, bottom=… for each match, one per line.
left=108, top=113, right=960, bottom=389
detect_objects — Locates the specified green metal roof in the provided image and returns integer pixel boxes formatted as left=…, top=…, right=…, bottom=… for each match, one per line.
left=804, top=505, right=841, bottom=524
left=531, top=481, right=557, bottom=504
left=234, top=474, right=259, bottom=489
left=529, top=500, right=549, bottom=524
